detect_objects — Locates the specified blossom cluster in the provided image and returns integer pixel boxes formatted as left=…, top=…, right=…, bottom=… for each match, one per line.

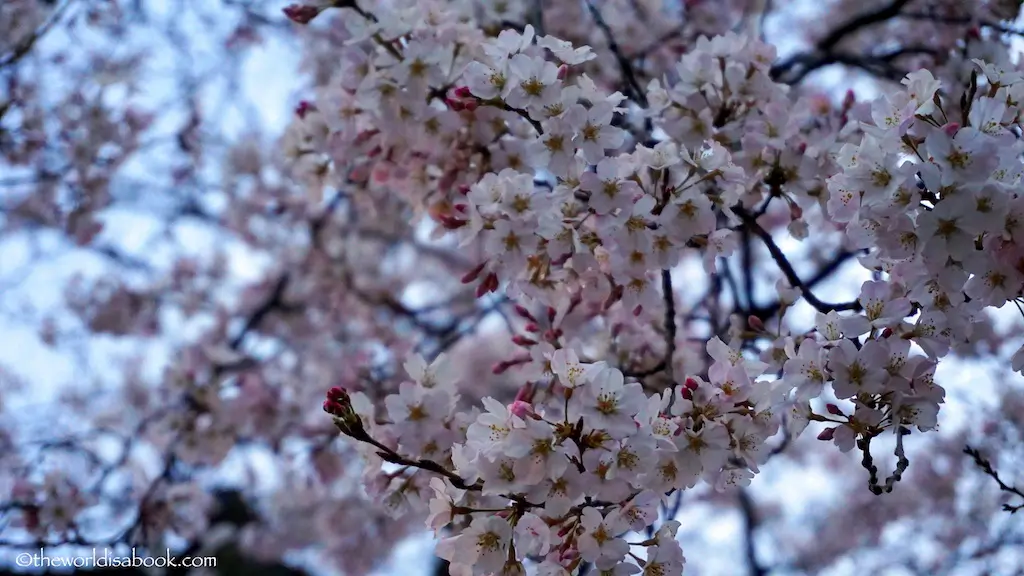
left=327, top=338, right=790, bottom=576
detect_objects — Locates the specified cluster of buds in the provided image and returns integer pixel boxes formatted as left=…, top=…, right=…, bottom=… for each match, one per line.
left=323, top=386, right=366, bottom=439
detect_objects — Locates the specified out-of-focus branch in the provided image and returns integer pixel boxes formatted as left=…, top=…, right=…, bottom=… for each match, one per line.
left=584, top=0, right=647, bottom=107
left=737, top=489, right=768, bottom=576
left=0, top=0, right=74, bottom=70
left=771, top=0, right=921, bottom=83
left=965, top=445, right=1024, bottom=514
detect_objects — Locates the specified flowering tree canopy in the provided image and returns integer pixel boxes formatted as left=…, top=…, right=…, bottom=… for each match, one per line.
left=2, top=0, right=1024, bottom=575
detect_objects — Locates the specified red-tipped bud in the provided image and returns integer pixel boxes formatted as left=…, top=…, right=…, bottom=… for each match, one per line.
left=463, top=99, right=479, bottom=111
left=524, top=322, right=540, bottom=333
left=509, top=400, right=534, bottom=419
left=512, top=335, right=537, bottom=347
left=453, top=86, right=472, bottom=98
left=681, top=388, right=693, bottom=400
left=842, top=89, right=856, bottom=109
left=461, top=262, right=487, bottom=284
left=547, top=306, right=557, bottom=323
left=633, top=305, right=643, bottom=317
left=817, top=427, right=836, bottom=441
left=445, top=97, right=465, bottom=111
left=493, top=361, right=511, bottom=375
left=327, top=386, right=348, bottom=402
left=748, top=315, right=765, bottom=332
left=514, top=305, right=536, bottom=321
left=684, top=377, right=699, bottom=390
left=295, top=100, right=316, bottom=118
left=826, top=403, right=843, bottom=416
left=943, top=122, right=961, bottom=137
left=439, top=215, right=468, bottom=229
left=485, top=273, right=500, bottom=293
left=557, top=64, right=569, bottom=80
left=514, top=383, right=533, bottom=403
left=283, top=4, right=321, bottom=24
left=882, top=327, right=894, bottom=338
left=323, top=399, right=344, bottom=415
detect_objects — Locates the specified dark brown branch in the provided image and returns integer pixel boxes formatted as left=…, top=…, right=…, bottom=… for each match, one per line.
left=737, top=489, right=768, bottom=576
left=584, top=0, right=647, bottom=107
left=965, top=445, right=1024, bottom=514
left=735, top=208, right=862, bottom=315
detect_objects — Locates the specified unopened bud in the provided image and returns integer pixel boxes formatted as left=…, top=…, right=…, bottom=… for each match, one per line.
left=282, top=4, right=321, bottom=24
left=524, top=322, right=540, bottom=333
left=748, top=315, right=765, bottom=332
left=514, top=305, right=536, bottom=321
left=461, top=262, right=486, bottom=284
left=817, top=427, right=836, bottom=441
left=942, top=122, right=960, bottom=137
left=557, top=64, right=569, bottom=80
left=547, top=306, right=557, bottom=323
left=439, top=215, right=467, bottom=229
left=842, top=89, right=856, bottom=109
left=445, top=98, right=465, bottom=111
left=327, top=386, right=348, bottom=403
left=684, top=377, right=699, bottom=390
left=509, top=400, right=534, bottom=419
left=295, top=100, right=316, bottom=118
left=512, top=335, right=537, bottom=347
left=826, top=403, right=843, bottom=416
left=453, top=86, right=472, bottom=98
left=463, top=99, right=479, bottom=111
left=882, top=327, right=893, bottom=338
left=493, top=361, right=511, bottom=374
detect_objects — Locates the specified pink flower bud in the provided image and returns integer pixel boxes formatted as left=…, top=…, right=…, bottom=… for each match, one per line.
left=557, top=64, right=569, bottom=80
left=484, top=273, right=500, bottom=293
left=461, top=262, right=486, bottom=284
left=826, top=403, right=843, bottom=416
left=684, top=377, right=699, bottom=390
left=445, top=98, right=465, bottom=111
left=463, top=99, right=479, bottom=111
left=515, top=305, right=536, bottom=321
left=493, top=361, right=511, bottom=374
left=453, top=86, right=472, bottom=98
left=882, top=327, right=893, bottom=338
left=524, top=322, right=540, bottom=333
left=547, top=307, right=557, bottom=323
left=817, top=427, right=836, bottom=441
left=943, top=122, right=960, bottom=137
left=282, top=4, right=321, bottom=24
left=514, top=383, right=533, bottom=402
left=748, top=315, right=765, bottom=331
left=842, top=89, right=856, bottom=109
left=508, top=400, right=533, bottom=418
left=327, top=387, right=348, bottom=402
left=512, top=335, right=537, bottom=347
left=295, top=100, right=316, bottom=118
